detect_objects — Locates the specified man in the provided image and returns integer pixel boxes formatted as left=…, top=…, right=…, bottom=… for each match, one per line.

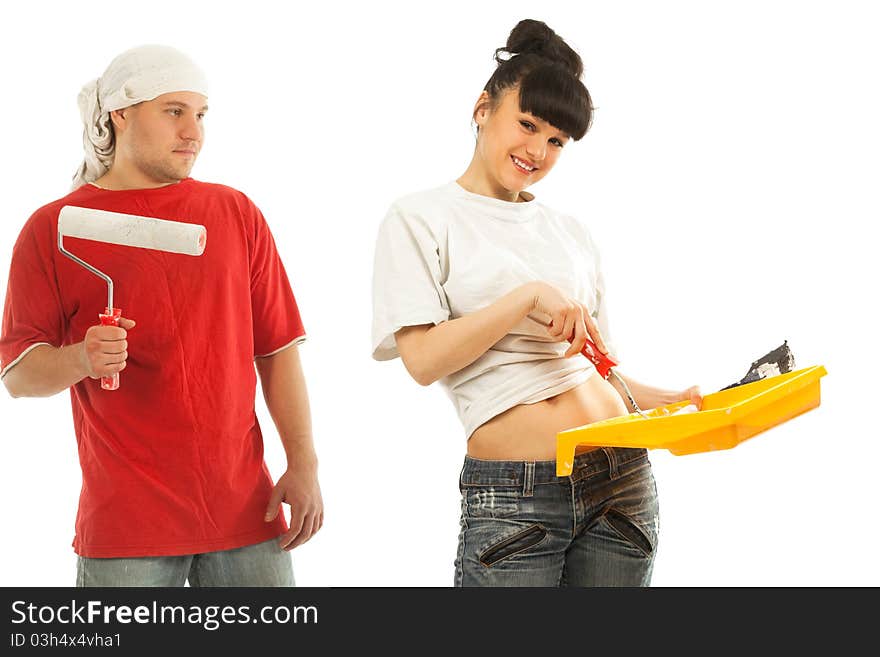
left=0, top=45, right=322, bottom=586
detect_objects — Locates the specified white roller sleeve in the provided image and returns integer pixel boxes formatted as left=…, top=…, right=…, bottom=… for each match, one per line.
left=58, top=205, right=206, bottom=256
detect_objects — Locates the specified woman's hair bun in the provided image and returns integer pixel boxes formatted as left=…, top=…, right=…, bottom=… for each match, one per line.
left=497, top=19, right=583, bottom=79
left=483, top=19, right=593, bottom=140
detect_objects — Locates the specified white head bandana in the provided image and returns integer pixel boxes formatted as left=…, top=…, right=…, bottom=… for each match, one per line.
left=72, top=45, right=210, bottom=190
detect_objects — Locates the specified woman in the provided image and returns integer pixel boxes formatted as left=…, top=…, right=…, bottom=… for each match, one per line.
left=371, top=19, right=701, bottom=587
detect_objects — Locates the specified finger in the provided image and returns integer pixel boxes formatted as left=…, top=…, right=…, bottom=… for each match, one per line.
left=565, top=305, right=585, bottom=358
left=582, top=311, right=608, bottom=354
left=285, top=512, right=318, bottom=551
left=264, top=487, right=285, bottom=522
left=101, top=340, right=128, bottom=356
left=89, top=329, right=127, bottom=345
left=577, top=302, right=592, bottom=327
left=548, top=311, right=566, bottom=337
left=285, top=530, right=307, bottom=551
left=277, top=528, right=297, bottom=550
left=104, top=352, right=128, bottom=367
left=93, top=354, right=128, bottom=376
left=301, top=514, right=322, bottom=546
left=300, top=512, right=323, bottom=548
left=108, top=360, right=127, bottom=374
left=281, top=507, right=307, bottom=550
left=92, top=326, right=128, bottom=342
left=565, top=313, right=587, bottom=358
left=561, top=306, right=576, bottom=344
left=101, top=352, right=127, bottom=367
left=118, top=318, right=136, bottom=330
left=106, top=351, right=128, bottom=366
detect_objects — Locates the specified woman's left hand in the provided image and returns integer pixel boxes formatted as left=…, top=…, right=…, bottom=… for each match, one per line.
left=681, top=385, right=703, bottom=410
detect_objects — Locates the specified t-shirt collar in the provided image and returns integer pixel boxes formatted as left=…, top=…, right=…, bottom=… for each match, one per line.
left=449, top=181, right=540, bottom=223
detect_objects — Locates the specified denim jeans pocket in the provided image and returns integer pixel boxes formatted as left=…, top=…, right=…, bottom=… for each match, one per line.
left=598, top=464, right=660, bottom=557
left=600, top=508, right=657, bottom=557
left=478, top=523, right=549, bottom=567
left=464, top=486, right=521, bottom=519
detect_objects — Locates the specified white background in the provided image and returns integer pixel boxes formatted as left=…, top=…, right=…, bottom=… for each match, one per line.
left=0, top=0, right=877, bottom=587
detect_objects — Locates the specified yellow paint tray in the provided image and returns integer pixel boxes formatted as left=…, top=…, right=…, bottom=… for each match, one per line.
left=556, top=365, right=827, bottom=476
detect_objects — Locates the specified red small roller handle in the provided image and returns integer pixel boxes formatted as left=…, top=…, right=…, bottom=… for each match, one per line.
left=581, top=338, right=617, bottom=379
left=99, top=307, right=122, bottom=390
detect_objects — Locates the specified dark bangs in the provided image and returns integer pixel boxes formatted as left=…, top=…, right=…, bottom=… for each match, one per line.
left=517, top=65, right=592, bottom=140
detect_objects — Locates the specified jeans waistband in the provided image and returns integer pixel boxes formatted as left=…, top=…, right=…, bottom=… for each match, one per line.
left=459, top=447, right=648, bottom=488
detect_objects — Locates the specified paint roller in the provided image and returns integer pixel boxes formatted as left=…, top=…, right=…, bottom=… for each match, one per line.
left=57, top=205, right=207, bottom=390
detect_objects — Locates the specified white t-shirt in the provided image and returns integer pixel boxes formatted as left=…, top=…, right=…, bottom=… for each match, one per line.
left=371, top=181, right=618, bottom=438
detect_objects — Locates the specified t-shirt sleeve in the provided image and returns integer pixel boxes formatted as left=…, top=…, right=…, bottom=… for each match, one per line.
left=0, top=214, right=66, bottom=379
left=371, top=203, right=451, bottom=361
left=249, top=207, right=306, bottom=358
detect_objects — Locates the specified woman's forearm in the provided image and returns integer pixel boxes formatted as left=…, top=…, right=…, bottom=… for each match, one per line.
left=396, top=283, right=538, bottom=386
left=608, top=370, right=684, bottom=412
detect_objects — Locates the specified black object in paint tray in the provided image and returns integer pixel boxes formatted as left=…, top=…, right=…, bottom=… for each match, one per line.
left=721, top=340, right=796, bottom=391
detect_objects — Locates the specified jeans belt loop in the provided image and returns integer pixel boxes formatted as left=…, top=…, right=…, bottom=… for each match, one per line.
left=601, top=447, right=620, bottom=480
left=523, top=461, right=536, bottom=497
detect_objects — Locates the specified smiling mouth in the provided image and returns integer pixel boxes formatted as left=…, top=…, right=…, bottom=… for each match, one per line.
left=511, top=155, right=537, bottom=174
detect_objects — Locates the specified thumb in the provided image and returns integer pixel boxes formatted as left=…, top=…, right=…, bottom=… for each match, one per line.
left=119, top=318, right=136, bottom=330
left=264, top=486, right=284, bottom=522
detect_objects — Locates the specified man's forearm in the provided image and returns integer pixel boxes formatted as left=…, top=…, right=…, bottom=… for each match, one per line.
left=255, top=344, right=317, bottom=468
left=2, top=343, right=88, bottom=398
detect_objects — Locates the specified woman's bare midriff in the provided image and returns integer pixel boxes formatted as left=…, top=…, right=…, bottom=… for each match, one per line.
left=467, top=374, right=629, bottom=461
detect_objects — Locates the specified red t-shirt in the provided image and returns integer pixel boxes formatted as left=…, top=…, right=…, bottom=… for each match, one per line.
left=0, top=178, right=306, bottom=557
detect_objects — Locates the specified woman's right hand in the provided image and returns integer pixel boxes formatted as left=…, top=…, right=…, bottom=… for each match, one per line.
left=525, top=282, right=608, bottom=358
left=80, top=317, right=136, bottom=379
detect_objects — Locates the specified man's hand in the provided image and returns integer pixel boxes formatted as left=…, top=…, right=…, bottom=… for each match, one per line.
left=81, top=317, right=136, bottom=379
left=264, top=462, right=323, bottom=551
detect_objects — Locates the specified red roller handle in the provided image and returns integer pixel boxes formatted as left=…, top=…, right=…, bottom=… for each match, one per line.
left=581, top=338, right=617, bottom=379
left=98, top=307, right=122, bottom=390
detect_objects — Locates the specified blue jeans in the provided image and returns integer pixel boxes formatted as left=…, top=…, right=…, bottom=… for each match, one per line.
left=76, top=537, right=295, bottom=587
left=455, top=447, right=659, bottom=587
